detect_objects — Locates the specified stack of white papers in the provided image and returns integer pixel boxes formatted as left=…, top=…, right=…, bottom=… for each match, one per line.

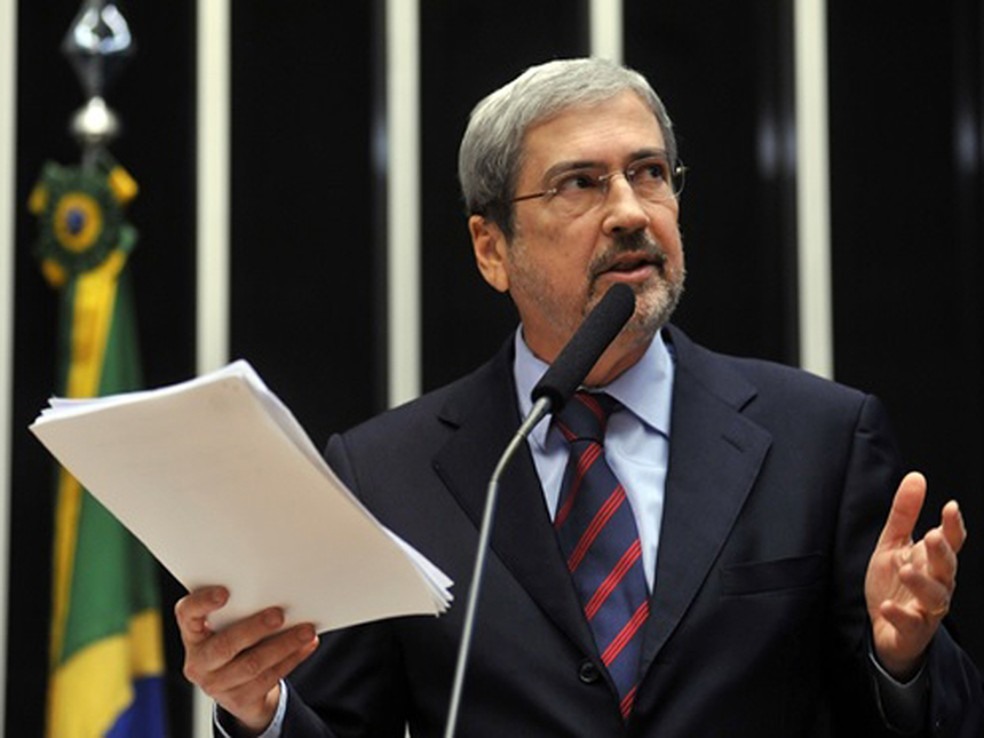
left=30, top=360, right=453, bottom=633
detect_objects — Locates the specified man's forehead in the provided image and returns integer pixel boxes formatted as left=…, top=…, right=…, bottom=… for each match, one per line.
left=518, top=94, right=665, bottom=172
left=527, top=91, right=656, bottom=130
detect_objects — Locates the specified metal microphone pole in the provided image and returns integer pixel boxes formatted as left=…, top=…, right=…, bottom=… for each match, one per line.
left=441, top=396, right=552, bottom=738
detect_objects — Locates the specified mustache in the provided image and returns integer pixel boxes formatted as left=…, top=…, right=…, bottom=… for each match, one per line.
left=589, top=231, right=669, bottom=277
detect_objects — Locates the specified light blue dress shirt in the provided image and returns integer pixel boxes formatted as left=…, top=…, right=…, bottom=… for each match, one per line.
left=512, top=327, right=675, bottom=591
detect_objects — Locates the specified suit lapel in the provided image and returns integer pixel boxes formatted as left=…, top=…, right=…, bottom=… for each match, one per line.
left=432, top=344, right=598, bottom=660
left=639, top=328, right=773, bottom=672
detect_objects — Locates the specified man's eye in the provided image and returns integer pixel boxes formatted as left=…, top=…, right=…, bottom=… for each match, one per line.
left=555, top=172, right=600, bottom=193
left=634, top=160, right=668, bottom=182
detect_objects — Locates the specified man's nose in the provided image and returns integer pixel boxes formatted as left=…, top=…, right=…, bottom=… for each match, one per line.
left=601, top=175, right=650, bottom=234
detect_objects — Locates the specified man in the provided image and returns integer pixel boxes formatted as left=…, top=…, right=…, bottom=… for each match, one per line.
left=177, top=58, right=982, bottom=736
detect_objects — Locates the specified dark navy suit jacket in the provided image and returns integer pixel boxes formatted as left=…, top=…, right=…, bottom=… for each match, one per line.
left=277, top=326, right=982, bottom=737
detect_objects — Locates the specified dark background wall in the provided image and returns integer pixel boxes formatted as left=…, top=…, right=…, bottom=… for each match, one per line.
left=7, top=2, right=982, bottom=735
left=826, top=0, right=984, bottom=670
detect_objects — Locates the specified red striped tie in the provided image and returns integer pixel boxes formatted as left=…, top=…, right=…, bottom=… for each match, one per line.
left=554, top=391, right=649, bottom=719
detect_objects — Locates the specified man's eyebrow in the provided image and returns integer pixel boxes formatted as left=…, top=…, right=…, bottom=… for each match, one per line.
left=540, top=148, right=671, bottom=182
left=540, top=160, right=603, bottom=183
left=627, top=147, right=670, bottom=162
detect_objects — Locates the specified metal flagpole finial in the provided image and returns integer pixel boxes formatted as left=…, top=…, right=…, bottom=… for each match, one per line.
left=28, top=0, right=140, bottom=288
left=61, top=0, right=135, bottom=157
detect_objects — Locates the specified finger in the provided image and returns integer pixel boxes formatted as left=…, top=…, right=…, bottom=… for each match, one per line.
left=175, top=586, right=229, bottom=646
left=201, top=623, right=318, bottom=697
left=216, top=632, right=320, bottom=720
left=898, top=562, right=951, bottom=617
left=185, top=607, right=293, bottom=689
left=876, top=472, right=927, bottom=549
left=238, top=628, right=319, bottom=698
left=941, top=500, right=967, bottom=556
left=879, top=599, right=926, bottom=633
left=220, top=622, right=317, bottom=692
left=194, top=624, right=317, bottom=700
left=923, top=528, right=958, bottom=588
left=197, top=607, right=288, bottom=674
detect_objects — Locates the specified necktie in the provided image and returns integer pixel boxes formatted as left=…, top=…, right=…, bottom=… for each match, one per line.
left=554, top=391, right=649, bottom=719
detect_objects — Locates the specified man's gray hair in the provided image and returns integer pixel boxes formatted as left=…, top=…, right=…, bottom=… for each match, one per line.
left=457, top=57, right=677, bottom=238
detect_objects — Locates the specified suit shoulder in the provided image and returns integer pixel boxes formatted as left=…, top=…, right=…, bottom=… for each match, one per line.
left=668, top=325, right=876, bottom=419
left=680, top=329, right=859, bottom=391
left=730, top=353, right=863, bottom=401
left=334, top=347, right=508, bottom=449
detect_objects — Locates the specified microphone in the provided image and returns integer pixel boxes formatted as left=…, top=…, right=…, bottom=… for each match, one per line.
left=442, top=283, right=636, bottom=738
left=530, top=282, right=637, bottom=413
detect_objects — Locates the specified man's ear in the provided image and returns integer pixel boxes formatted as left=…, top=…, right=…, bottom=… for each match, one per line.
left=469, top=214, right=510, bottom=293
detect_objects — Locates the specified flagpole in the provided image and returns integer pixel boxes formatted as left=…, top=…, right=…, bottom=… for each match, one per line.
left=33, top=4, right=169, bottom=737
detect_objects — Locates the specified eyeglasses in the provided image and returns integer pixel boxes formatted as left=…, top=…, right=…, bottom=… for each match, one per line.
left=511, top=153, right=686, bottom=218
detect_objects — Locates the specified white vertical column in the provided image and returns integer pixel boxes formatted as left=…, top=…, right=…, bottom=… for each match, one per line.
left=194, top=0, right=230, bottom=736
left=386, top=0, right=421, bottom=407
left=590, top=0, right=623, bottom=62
left=0, top=0, right=16, bottom=728
left=794, top=0, right=834, bottom=379
left=197, top=0, right=231, bottom=378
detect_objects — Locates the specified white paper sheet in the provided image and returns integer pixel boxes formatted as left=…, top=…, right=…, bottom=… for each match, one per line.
left=30, top=360, right=452, bottom=633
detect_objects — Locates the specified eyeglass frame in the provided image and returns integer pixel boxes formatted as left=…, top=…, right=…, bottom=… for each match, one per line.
left=510, top=152, right=687, bottom=213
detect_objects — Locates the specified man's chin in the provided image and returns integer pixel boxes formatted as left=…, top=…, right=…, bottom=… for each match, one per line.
left=627, top=281, right=684, bottom=338
left=580, top=273, right=683, bottom=342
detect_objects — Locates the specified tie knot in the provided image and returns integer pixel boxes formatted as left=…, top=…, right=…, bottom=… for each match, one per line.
left=556, top=391, right=618, bottom=443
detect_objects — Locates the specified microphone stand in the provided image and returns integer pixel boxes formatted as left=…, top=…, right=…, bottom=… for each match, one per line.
left=441, top=395, right=552, bottom=738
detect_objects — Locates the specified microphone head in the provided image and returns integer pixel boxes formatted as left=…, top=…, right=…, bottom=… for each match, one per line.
left=530, top=283, right=636, bottom=413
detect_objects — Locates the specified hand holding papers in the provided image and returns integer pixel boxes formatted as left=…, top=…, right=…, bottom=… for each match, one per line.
left=30, top=360, right=453, bottom=633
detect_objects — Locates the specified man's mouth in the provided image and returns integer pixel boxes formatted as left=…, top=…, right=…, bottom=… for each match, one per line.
left=596, top=250, right=666, bottom=279
left=609, top=253, right=663, bottom=273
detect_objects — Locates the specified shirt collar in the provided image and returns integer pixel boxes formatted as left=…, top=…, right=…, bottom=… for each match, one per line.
left=513, top=325, right=675, bottom=451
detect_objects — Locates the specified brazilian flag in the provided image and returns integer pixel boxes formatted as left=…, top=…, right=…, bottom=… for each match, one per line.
left=30, top=159, right=168, bottom=738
